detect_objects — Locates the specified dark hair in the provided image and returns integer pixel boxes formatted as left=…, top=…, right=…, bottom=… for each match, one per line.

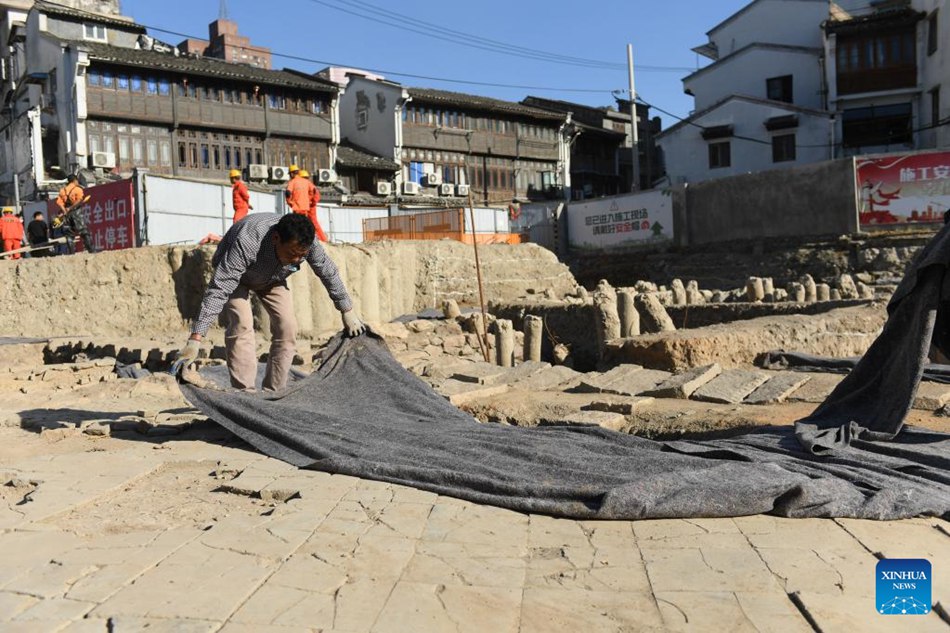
left=33, top=211, right=44, bottom=219
left=275, top=213, right=315, bottom=247
left=66, top=174, right=78, bottom=183
left=944, top=210, right=950, bottom=225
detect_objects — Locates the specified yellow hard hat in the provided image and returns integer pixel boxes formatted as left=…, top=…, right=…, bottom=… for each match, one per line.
left=228, top=169, right=241, bottom=178
left=299, top=170, right=310, bottom=178
left=1, top=206, right=14, bottom=213
left=289, top=164, right=300, bottom=173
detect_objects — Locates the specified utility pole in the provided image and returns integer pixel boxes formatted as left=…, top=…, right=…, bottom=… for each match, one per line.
left=627, top=44, right=641, bottom=192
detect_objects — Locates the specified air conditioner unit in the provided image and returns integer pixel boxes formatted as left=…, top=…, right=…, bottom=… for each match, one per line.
left=89, top=151, right=115, bottom=169
left=439, top=183, right=454, bottom=196
left=269, top=166, right=290, bottom=182
left=455, top=184, right=470, bottom=197
left=402, top=181, right=421, bottom=195
left=376, top=181, right=392, bottom=196
left=424, top=172, right=442, bottom=186
left=247, top=164, right=269, bottom=180
left=318, top=168, right=338, bottom=184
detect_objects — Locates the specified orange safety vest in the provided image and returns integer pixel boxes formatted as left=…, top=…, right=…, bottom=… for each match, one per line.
left=285, top=176, right=311, bottom=214
left=0, top=214, right=23, bottom=240
left=56, top=183, right=84, bottom=214
left=232, top=180, right=250, bottom=222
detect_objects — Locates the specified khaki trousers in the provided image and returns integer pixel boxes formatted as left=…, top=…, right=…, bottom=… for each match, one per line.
left=223, top=282, right=297, bottom=391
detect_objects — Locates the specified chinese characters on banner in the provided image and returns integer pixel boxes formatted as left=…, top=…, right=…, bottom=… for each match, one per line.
left=48, top=179, right=137, bottom=252
left=857, top=152, right=950, bottom=227
left=567, top=189, right=674, bottom=251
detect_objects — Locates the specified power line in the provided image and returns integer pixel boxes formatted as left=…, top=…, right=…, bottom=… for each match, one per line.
left=638, top=94, right=950, bottom=151
left=303, top=0, right=693, bottom=73
left=138, top=23, right=622, bottom=94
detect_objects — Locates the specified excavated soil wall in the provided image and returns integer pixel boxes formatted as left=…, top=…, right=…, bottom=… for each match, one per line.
left=571, top=230, right=935, bottom=290
left=0, top=241, right=576, bottom=339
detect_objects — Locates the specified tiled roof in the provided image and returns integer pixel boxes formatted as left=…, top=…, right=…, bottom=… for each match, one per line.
left=408, top=87, right=564, bottom=121
left=36, top=1, right=145, bottom=31
left=336, top=141, right=400, bottom=171
left=72, top=40, right=336, bottom=92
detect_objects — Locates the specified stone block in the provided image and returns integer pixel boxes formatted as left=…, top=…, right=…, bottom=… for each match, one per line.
left=576, top=365, right=672, bottom=396
left=913, top=381, right=950, bottom=410
left=644, top=363, right=722, bottom=399
left=541, top=410, right=628, bottom=431
left=786, top=373, right=843, bottom=403
left=435, top=380, right=510, bottom=406
left=691, top=369, right=771, bottom=404
left=745, top=372, right=812, bottom=405
left=508, top=365, right=583, bottom=392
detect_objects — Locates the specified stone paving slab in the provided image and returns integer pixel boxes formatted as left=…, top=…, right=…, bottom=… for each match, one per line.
left=913, top=381, right=950, bottom=410
left=433, top=379, right=510, bottom=406
left=539, top=410, right=628, bottom=431
left=786, top=372, right=844, bottom=403
left=575, top=365, right=672, bottom=397
left=691, top=369, right=771, bottom=404
left=452, top=360, right=550, bottom=386
left=643, top=363, right=722, bottom=399
left=836, top=517, right=950, bottom=607
left=744, top=372, right=812, bottom=405
left=506, top=365, right=585, bottom=392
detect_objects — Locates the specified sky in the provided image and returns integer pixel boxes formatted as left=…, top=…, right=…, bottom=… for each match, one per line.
left=120, top=0, right=754, bottom=129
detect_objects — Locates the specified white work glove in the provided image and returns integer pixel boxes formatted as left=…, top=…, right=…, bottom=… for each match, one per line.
left=341, top=310, right=366, bottom=338
left=170, top=338, right=201, bottom=376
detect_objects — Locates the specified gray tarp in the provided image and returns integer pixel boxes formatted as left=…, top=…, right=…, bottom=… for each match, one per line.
left=180, top=329, right=949, bottom=521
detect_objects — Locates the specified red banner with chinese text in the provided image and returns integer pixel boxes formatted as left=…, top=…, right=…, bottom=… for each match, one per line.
left=857, top=151, right=950, bottom=227
left=48, top=178, right=137, bottom=252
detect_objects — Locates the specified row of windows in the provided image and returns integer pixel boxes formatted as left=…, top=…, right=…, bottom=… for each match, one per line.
left=86, top=120, right=326, bottom=173
left=707, top=134, right=796, bottom=169
left=402, top=105, right=558, bottom=139
left=836, top=30, right=915, bottom=73
left=87, top=69, right=327, bottom=113
left=404, top=159, right=555, bottom=192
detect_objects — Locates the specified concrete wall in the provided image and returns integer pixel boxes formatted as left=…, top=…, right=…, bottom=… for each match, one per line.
left=684, top=156, right=858, bottom=244
left=0, top=241, right=577, bottom=340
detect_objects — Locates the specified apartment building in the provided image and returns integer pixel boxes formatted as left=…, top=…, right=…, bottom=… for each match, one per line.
left=658, top=0, right=949, bottom=184
left=0, top=1, right=338, bottom=203
left=338, top=73, right=571, bottom=207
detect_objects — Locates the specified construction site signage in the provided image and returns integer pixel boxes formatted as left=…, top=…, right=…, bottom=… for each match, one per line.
left=857, top=151, right=950, bottom=227
left=48, top=178, right=137, bottom=252
left=567, top=190, right=674, bottom=251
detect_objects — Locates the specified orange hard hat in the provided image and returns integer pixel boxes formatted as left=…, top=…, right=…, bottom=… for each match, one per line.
left=299, top=170, right=310, bottom=178
left=228, top=169, right=241, bottom=178
left=289, top=164, right=300, bottom=173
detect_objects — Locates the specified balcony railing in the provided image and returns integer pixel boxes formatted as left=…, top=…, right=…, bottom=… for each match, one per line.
left=837, top=65, right=916, bottom=95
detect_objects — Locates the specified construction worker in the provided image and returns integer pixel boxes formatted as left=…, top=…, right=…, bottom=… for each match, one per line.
left=55, top=175, right=97, bottom=254
left=0, top=207, right=24, bottom=259
left=299, top=170, right=328, bottom=242
left=172, top=212, right=366, bottom=392
left=285, top=163, right=310, bottom=217
left=230, top=169, right=252, bottom=223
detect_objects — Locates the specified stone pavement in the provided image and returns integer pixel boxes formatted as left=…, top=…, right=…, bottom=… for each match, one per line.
left=1, top=421, right=948, bottom=633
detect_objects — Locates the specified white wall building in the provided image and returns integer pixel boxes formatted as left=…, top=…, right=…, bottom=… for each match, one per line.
left=659, top=0, right=950, bottom=184
left=659, top=0, right=833, bottom=184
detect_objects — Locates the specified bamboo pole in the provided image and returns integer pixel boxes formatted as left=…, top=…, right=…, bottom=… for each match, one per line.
left=466, top=192, right=491, bottom=363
